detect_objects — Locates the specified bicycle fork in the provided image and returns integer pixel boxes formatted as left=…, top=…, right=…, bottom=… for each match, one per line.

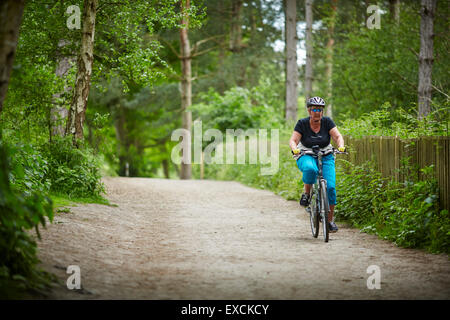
left=319, top=178, right=329, bottom=218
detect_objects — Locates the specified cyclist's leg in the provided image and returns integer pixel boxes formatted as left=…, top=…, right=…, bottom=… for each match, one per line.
left=296, top=155, right=319, bottom=194
left=322, top=154, right=336, bottom=221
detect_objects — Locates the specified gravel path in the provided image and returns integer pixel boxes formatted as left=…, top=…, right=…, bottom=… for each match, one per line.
left=37, top=177, right=450, bottom=299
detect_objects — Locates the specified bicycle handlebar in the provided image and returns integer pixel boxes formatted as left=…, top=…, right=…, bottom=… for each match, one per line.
left=333, top=148, right=349, bottom=155
left=291, top=146, right=348, bottom=160
left=300, top=147, right=348, bottom=157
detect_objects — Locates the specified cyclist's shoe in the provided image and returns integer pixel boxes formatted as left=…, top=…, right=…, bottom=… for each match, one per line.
left=299, top=193, right=310, bottom=207
left=329, top=221, right=338, bottom=233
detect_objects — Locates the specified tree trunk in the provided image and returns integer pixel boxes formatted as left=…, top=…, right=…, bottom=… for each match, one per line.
left=389, top=0, right=400, bottom=24
left=162, top=158, right=170, bottom=179
left=180, top=0, right=192, bottom=179
left=237, top=61, right=247, bottom=87
left=217, top=0, right=226, bottom=94
left=230, top=0, right=243, bottom=52
left=200, top=151, right=204, bottom=180
left=325, top=0, right=337, bottom=118
left=173, top=163, right=180, bottom=178
left=0, top=0, right=25, bottom=113
left=304, top=0, right=314, bottom=103
left=418, top=0, right=436, bottom=119
left=51, top=40, right=73, bottom=138
left=230, top=0, right=245, bottom=87
left=114, top=104, right=130, bottom=177
left=363, top=0, right=370, bottom=22
left=285, top=0, right=298, bottom=122
left=66, top=0, right=98, bottom=145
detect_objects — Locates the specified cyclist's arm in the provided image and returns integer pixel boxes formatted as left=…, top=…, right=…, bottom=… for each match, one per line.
left=329, top=127, right=344, bottom=149
left=289, top=131, right=301, bottom=151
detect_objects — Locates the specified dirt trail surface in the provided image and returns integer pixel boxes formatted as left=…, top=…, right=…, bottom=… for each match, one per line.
left=37, top=177, right=450, bottom=299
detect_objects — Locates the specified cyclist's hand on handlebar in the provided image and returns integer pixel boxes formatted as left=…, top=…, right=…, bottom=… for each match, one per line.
left=292, top=148, right=300, bottom=155
left=338, top=146, right=346, bottom=152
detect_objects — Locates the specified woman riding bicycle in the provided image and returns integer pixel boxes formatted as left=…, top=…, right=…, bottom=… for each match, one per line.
left=289, top=96, right=345, bottom=233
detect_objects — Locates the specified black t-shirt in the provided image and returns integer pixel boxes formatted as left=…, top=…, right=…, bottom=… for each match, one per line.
left=294, top=117, right=336, bottom=148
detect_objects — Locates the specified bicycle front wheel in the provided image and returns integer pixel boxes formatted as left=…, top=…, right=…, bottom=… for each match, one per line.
left=320, top=180, right=329, bottom=242
left=309, top=186, right=319, bottom=238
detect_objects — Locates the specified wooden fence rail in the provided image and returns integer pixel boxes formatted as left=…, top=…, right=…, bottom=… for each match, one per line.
left=342, top=136, right=450, bottom=211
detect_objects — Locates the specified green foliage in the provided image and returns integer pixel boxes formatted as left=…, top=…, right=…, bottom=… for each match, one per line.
left=40, top=137, right=104, bottom=198
left=334, top=160, right=382, bottom=227
left=339, top=102, right=450, bottom=138
left=2, top=135, right=106, bottom=202
left=2, top=56, right=63, bottom=145
left=94, top=0, right=205, bottom=92
left=318, top=2, right=449, bottom=122
left=190, top=85, right=283, bottom=132
left=87, top=78, right=180, bottom=177
left=0, top=141, right=55, bottom=298
left=335, top=159, right=449, bottom=254
left=9, top=143, right=51, bottom=196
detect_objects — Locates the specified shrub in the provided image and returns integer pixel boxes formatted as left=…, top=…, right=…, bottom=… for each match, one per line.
left=335, top=159, right=449, bottom=253
left=0, top=141, right=54, bottom=298
left=40, top=137, right=104, bottom=198
left=334, top=159, right=383, bottom=226
left=9, top=143, right=51, bottom=196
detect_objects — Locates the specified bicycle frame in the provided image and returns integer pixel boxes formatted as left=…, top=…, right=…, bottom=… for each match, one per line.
left=310, top=148, right=330, bottom=241
left=315, top=150, right=330, bottom=217
left=300, top=145, right=347, bottom=242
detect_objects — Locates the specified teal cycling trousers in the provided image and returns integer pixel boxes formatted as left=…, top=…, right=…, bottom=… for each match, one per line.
left=296, top=153, right=336, bottom=205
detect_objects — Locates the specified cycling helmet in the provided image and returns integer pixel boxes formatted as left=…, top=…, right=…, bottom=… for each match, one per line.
left=307, top=96, right=326, bottom=108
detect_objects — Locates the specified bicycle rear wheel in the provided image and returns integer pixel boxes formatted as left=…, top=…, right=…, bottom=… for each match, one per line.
left=320, top=180, right=329, bottom=242
left=309, top=186, right=319, bottom=238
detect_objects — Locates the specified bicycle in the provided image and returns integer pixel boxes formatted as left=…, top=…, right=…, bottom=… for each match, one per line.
left=300, top=146, right=348, bottom=242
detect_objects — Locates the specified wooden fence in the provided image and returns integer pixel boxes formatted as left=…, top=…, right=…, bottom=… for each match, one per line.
left=341, top=136, right=450, bottom=212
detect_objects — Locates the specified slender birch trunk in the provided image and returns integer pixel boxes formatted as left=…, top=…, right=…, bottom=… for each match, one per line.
left=66, top=0, right=98, bottom=145
left=325, top=0, right=337, bottom=118
left=0, top=0, right=25, bottom=113
left=418, top=0, right=436, bottom=119
left=304, top=0, right=313, bottom=103
left=285, top=0, right=298, bottom=122
left=180, top=0, right=192, bottom=179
